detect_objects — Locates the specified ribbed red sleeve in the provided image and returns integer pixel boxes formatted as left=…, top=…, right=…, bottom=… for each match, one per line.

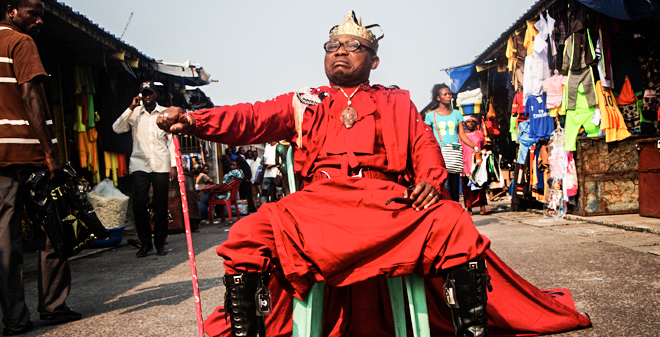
left=190, top=92, right=296, bottom=145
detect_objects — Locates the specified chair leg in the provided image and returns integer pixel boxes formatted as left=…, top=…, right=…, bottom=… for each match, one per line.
left=406, top=274, right=431, bottom=337
left=387, top=277, right=407, bottom=337
left=219, top=203, right=226, bottom=223
left=234, top=201, right=241, bottom=220
left=224, top=201, right=233, bottom=222
left=292, top=282, right=325, bottom=337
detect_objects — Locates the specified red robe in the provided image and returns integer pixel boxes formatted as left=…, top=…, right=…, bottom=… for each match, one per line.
left=189, top=84, right=591, bottom=336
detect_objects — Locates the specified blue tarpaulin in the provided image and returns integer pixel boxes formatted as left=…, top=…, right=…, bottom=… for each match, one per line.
left=578, top=0, right=660, bottom=20
left=445, top=64, right=475, bottom=93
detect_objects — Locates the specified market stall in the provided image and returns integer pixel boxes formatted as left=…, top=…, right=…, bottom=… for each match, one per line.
left=443, top=0, right=660, bottom=217
left=32, top=1, right=220, bottom=236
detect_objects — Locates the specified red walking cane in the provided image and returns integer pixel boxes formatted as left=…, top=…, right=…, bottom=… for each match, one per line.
left=172, top=134, right=205, bottom=337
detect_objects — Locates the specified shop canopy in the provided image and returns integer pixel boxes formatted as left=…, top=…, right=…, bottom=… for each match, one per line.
left=445, top=64, right=476, bottom=93
left=578, top=0, right=660, bottom=21
left=155, top=60, right=213, bottom=87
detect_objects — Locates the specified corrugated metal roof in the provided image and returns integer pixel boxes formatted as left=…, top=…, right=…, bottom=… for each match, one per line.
left=442, top=0, right=556, bottom=71
left=472, top=0, right=557, bottom=65
left=45, top=1, right=152, bottom=61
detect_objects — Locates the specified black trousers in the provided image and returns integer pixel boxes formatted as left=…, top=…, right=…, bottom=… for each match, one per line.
left=0, top=165, right=71, bottom=328
left=445, top=172, right=461, bottom=202
left=132, top=171, right=169, bottom=247
left=239, top=180, right=256, bottom=212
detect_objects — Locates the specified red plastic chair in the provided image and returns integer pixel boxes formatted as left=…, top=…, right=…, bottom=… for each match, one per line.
left=205, top=179, right=243, bottom=222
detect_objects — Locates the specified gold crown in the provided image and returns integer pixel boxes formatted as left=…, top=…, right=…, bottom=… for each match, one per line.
left=329, top=11, right=383, bottom=50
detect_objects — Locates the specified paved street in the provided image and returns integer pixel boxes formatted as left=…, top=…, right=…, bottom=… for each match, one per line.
left=18, top=210, right=660, bottom=336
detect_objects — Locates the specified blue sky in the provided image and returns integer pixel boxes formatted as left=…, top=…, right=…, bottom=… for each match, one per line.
left=61, top=0, right=537, bottom=109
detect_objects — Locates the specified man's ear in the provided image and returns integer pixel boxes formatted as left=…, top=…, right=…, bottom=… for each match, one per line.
left=6, top=6, right=17, bottom=20
left=371, top=55, right=380, bottom=70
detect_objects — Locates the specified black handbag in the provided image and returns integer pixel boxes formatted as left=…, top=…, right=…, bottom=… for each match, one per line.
left=24, top=164, right=111, bottom=259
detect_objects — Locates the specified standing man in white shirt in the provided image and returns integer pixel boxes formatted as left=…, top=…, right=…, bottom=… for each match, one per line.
left=247, top=151, right=262, bottom=209
left=112, top=82, right=176, bottom=258
left=261, top=141, right=279, bottom=204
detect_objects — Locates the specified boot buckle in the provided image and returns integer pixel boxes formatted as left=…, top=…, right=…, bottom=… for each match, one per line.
left=468, top=260, right=486, bottom=271
left=256, top=286, right=272, bottom=316
left=233, top=275, right=243, bottom=284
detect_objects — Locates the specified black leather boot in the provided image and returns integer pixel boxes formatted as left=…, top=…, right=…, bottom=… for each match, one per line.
left=443, top=259, right=492, bottom=337
left=223, top=272, right=271, bottom=337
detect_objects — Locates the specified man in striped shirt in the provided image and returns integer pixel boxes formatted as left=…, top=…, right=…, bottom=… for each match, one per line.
left=0, top=0, right=81, bottom=335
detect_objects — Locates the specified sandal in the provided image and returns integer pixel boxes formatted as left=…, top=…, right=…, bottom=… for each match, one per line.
left=480, top=209, right=492, bottom=215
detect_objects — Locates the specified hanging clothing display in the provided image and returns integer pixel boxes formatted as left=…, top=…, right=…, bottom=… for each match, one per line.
left=526, top=92, right=555, bottom=141
left=595, top=81, right=631, bottom=142
left=595, top=39, right=613, bottom=88
left=482, top=0, right=660, bottom=213
left=543, top=74, right=567, bottom=108
left=564, top=83, right=600, bottom=151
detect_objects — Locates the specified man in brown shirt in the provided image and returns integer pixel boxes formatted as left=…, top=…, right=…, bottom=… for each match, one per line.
left=0, top=0, right=81, bottom=334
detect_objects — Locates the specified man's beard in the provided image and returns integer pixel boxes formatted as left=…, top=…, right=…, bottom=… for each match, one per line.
left=328, top=69, right=357, bottom=86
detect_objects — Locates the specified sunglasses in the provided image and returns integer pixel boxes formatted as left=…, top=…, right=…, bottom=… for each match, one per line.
left=324, top=39, right=372, bottom=53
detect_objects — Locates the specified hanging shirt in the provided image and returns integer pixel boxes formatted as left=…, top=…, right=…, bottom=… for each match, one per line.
left=511, top=91, right=526, bottom=115
left=523, top=19, right=539, bottom=56
left=112, top=103, right=176, bottom=173
left=542, top=75, right=567, bottom=109
left=517, top=120, right=534, bottom=164
left=595, top=39, right=612, bottom=88
left=615, top=77, right=638, bottom=106
left=523, top=15, right=551, bottom=103
left=595, top=81, right=631, bottom=142
left=525, top=92, right=555, bottom=141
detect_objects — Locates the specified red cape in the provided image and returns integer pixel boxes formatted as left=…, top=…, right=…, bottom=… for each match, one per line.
left=204, top=248, right=591, bottom=336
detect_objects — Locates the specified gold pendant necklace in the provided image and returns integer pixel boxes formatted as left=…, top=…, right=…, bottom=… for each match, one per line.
left=337, top=84, right=363, bottom=129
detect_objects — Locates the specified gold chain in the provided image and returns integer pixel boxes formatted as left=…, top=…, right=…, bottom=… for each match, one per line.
left=337, top=85, right=363, bottom=107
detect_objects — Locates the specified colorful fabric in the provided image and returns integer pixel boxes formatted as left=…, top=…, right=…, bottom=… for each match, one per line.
left=511, top=91, right=526, bottom=115
left=510, top=113, right=518, bottom=141
left=615, top=76, right=639, bottom=106
left=595, top=81, right=631, bottom=142
left=620, top=103, right=640, bottom=132
left=565, top=83, right=600, bottom=151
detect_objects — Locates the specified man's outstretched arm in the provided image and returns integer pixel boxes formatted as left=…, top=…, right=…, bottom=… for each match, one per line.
left=157, top=93, right=296, bottom=146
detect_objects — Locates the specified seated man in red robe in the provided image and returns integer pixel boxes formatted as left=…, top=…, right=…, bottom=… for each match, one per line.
left=157, top=11, right=590, bottom=337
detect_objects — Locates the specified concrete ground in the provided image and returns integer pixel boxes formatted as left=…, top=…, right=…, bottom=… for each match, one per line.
left=15, top=201, right=660, bottom=336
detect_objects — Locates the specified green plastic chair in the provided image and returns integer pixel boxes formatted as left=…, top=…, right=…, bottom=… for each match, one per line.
left=285, top=147, right=430, bottom=337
